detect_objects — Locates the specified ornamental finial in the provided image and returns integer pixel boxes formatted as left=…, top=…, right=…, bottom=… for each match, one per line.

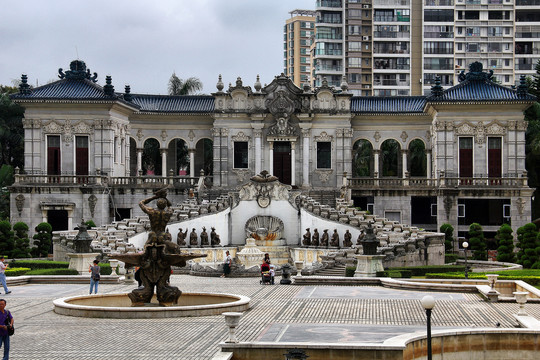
left=103, top=75, right=115, bottom=96
left=19, top=74, right=32, bottom=95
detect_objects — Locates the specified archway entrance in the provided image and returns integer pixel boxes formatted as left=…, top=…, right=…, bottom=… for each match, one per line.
left=273, top=141, right=291, bottom=185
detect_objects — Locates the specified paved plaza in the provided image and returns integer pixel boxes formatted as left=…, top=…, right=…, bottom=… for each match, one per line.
left=8, top=275, right=539, bottom=359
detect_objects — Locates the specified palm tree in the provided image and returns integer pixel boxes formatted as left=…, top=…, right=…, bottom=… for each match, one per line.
left=168, top=73, right=203, bottom=95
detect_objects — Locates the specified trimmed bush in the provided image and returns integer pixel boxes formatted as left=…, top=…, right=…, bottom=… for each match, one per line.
left=445, top=254, right=458, bottom=264
left=5, top=267, right=30, bottom=276
left=32, top=222, right=52, bottom=257
left=468, top=223, right=487, bottom=260
left=496, top=224, right=516, bottom=263
left=516, top=223, right=540, bottom=268
left=389, top=265, right=465, bottom=276
left=26, top=268, right=79, bottom=276
left=8, top=260, right=69, bottom=269
left=99, top=263, right=112, bottom=275
left=425, top=271, right=540, bottom=286
left=345, top=266, right=356, bottom=277
left=440, top=223, right=454, bottom=252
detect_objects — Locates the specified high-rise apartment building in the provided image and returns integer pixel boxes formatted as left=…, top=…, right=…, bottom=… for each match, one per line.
left=311, top=0, right=540, bottom=96
left=284, top=10, right=317, bottom=87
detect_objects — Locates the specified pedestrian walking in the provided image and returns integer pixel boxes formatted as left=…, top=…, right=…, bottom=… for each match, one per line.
left=0, top=258, right=10, bottom=295
left=221, top=250, right=232, bottom=278
left=89, top=259, right=101, bottom=294
left=0, top=299, right=13, bottom=360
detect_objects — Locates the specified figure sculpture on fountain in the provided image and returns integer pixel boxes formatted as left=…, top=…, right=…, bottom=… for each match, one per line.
left=312, top=229, right=320, bottom=247
left=330, top=229, right=339, bottom=247
left=210, top=227, right=220, bottom=247
left=200, top=227, right=209, bottom=247
left=302, top=228, right=311, bottom=246
left=343, top=230, right=352, bottom=248
left=177, top=228, right=187, bottom=247
left=320, top=229, right=329, bottom=247
left=189, top=228, right=198, bottom=247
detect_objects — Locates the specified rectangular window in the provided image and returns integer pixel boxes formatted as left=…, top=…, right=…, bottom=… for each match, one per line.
left=317, top=142, right=331, bottom=169
left=234, top=142, right=248, bottom=169
left=47, top=135, right=61, bottom=175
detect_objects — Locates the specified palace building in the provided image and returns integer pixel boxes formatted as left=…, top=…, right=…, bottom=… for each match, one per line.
left=9, top=60, right=535, bottom=244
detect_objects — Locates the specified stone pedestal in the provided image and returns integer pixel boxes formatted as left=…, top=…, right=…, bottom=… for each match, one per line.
left=354, top=254, right=384, bottom=278
left=68, top=253, right=100, bottom=275
left=236, top=238, right=264, bottom=268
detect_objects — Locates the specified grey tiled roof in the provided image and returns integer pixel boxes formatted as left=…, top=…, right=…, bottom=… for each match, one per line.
left=351, top=96, right=427, bottom=114
left=430, top=80, right=536, bottom=102
left=130, top=94, right=214, bottom=113
left=11, top=79, right=112, bottom=100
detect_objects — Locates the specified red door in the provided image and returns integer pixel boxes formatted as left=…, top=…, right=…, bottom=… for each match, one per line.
left=459, top=137, right=473, bottom=184
left=273, top=141, right=291, bottom=185
left=488, top=137, right=501, bottom=184
left=47, top=136, right=61, bottom=182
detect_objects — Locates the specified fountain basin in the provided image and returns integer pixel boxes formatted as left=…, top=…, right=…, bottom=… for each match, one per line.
left=53, top=292, right=250, bottom=319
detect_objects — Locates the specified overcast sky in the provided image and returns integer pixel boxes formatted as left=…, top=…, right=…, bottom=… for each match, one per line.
left=0, top=0, right=315, bottom=95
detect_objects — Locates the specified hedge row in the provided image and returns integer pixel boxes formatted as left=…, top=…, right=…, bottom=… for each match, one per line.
left=425, top=272, right=540, bottom=286
left=376, top=270, right=412, bottom=278
left=8, top=260, right=69, bottom=269
left=26, top=268, right=79, bottom=275
left=445, top=254, right=459, bottom=264
left=389, top=265, right=465, bottom=276
left=6, top=268, right=31, bottom=276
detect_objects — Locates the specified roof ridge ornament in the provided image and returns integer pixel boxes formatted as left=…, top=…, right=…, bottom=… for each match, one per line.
left=124, top=85, right=132, bottom=102
left=103, top=75, right=115, bottom=97
left=58, top=60, right=98, bottom=82
left=457, top=61, right=493, bottom=83
left=517, top=75, right=530, bottom=98
left=18, top=74, right=32, bottom=95
left=430, top=76, right=444, bottom=97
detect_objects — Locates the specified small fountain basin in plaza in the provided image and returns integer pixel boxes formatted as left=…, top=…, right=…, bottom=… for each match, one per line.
left=53, top=292, right=250, bottom=319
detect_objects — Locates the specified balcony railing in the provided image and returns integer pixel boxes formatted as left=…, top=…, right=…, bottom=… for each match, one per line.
left=516, top=0, right=540, bottom=5
left=347, top=173, right=528, bottom=189
left=373, top=31, right=410, bottom=38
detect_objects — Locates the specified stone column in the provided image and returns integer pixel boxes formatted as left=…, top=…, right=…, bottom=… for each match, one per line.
left=302, top=129, right=310, bottom=187
left=254, top=130, right=262, bottom=174
left=426, top=149, right=432, bottom=181
left=160, top=149, right=167, bottom=177
left=269, top=141, right=274, bottom=175
left=291, top=142, right=296, bottom=186
left=189, top=149, right=196, bottom=177
left=137, top=148, right=143, bottom=174
left=401, top=149, right=408, bottom=178
left=373, top=150, right=380, bottom=178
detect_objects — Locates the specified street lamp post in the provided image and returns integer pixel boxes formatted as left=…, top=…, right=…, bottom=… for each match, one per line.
left=421, top=295, right=436, bottom=360
left=463, top=241, right=469, bottom=279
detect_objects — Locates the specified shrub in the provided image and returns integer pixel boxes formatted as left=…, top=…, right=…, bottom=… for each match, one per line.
left=32, top=222, right=52, bottom=257
left=345, top=266, right=356, bottom=277
left=8, top=260, right=69, bottom=269
left=440, top=223, right=454, bottom=252
left=99, top=263, right=112, bottom=275
left=26, top=268, right=79, bottom=276
left=0, top=220, right=14, bottom=258
left=11, top=221, right=31, bottom=258
left=445, top=254, right=458, bottom=264
left=85, top=220, right=96, bottom=229
left=425, top=271, right=540, bottom=286
left=5, top=267, right=30, bottom=276
left=516, top=223, right=540, bottom=268
left=496, top=224, right=516, bottom=263
left=468, top=223, right=487, bottom=260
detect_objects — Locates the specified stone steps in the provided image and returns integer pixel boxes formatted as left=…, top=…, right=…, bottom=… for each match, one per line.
left=315, top=264, right=347, bottom=277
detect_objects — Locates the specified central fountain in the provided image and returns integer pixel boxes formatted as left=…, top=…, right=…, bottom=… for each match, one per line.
left=53, top=188, right=250, bottom=318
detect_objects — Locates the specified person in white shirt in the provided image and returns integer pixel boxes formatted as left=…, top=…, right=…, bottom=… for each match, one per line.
left=0, top=258, right=10, bottom=295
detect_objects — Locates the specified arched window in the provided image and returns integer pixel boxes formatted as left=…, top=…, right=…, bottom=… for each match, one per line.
left=195, top=138, right=213, bottom=176
left=129, top=137, right=137, bottom=176
left=408, top=139, right=427, bottom=177
left=167, top=139, right=189, bottom=175
left=352, top=139, right=373, bottom=177
left=381, top=139, right=400, bottom=177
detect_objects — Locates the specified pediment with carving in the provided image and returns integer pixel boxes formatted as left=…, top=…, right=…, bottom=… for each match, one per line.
left=238, top=171, right=291, bottom=206
left=455, top=122, right=475, bottom=136
left=485, top=121, right=506, bottom=135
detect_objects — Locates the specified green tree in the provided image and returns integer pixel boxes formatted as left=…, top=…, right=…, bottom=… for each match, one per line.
left=495, top=223, right=516, bottom=263
left=32, top=222, right=52, bottom=257
left=524, top=63, right=540, bottom=218
left=0, top=93, right=24, bottom=169
left=440, top=223, right=454, bottom=252
left=0, top=220, right=14, bottom=258
left=0, top=165, right=14, bottom=220
left=168, top=73, right=203, bottom=95
left=381, top=139, right=399, bottom=177
left=352, top=139, right=372, bottom=177
left=516, top=223, right=540, bottom=268
left=11, top=222, right=31, bottom=258
left=468, top=223, right=487, bottom=260
left=85, top=220, right=96, bottom=229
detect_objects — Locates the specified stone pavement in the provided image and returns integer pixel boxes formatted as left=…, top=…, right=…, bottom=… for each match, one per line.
left=7, top=275, right=539, bottom=359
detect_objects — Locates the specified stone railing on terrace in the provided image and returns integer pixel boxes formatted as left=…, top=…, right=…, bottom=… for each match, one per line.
left=301, top=196, right=442, bottom=262
left=347, top=171, right=528, bottom=190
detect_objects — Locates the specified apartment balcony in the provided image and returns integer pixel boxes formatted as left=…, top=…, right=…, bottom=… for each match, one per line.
left=314, top=49, right=343, bottom=57
left=373, top=79, right=411, bottom=86
left=373, top=16, right=410, bottom=22
left=424, top=32, right=454, bottom=38
left=316, top=0, right=343, bottom=8
left=424, top=0, right=454, bottom=6
left=373, top=49, right=410, bottom=55
left=516, top=32, right=540, bottom=38
left=516, top=63, right=535, bottom=70
left=316, top=65, right=343, bottom=74
left=373, top=32, right=410, bottom=38
left=516, top=0, right=540, bottom=5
